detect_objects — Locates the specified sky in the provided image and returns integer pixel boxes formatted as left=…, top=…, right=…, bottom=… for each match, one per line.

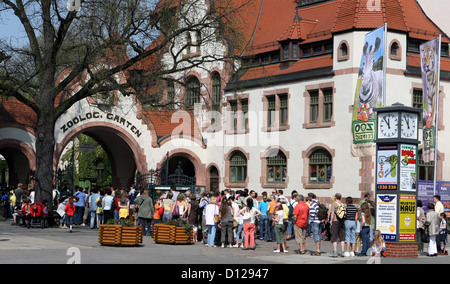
left=0, top=0, right=449, bottom=47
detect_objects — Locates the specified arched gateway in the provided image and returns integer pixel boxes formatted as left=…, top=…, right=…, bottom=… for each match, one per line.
left=0, top=94, right=206, bottom=191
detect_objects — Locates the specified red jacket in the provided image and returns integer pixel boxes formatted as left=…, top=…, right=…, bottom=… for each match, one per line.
left=292, top=201, right=309, bottom=228
left=65, top=203, right=76, bottom=216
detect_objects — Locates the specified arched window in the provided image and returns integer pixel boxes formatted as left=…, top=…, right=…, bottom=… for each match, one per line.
left=167, top=80, right=175, bottom=109
left=337, top=41, right=349, bottom=61
left=267, top=151, right=287, bottom=183
left=309, top=149, right=332, bottom=183
left=230, top=151, right=247, bottom=183
left=185, top=76, right=200, bottom=109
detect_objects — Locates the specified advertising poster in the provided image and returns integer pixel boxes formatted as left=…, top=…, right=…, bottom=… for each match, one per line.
left=399, top=144, right=417, bottom=191
left=399, top=195, right=416, bottom=241
left=376, top=144, right=398, bottom=190
left=351, top=25, right=386, bottom=157
left=376, top=194, right=397, bottom=241
left=417, top=180, right=436, bottom=213
left=437, top=182, right=450, bottom=213
left=420, top=37, right=441, bottom=163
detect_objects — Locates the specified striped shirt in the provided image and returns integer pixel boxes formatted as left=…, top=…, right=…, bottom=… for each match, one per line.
left=309, top=199, right=320, bottom=223
left=345, top=204, right=358, bottom=221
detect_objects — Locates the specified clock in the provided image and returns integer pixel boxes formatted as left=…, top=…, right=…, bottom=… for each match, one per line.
left=401, top=113, right=418, bottom=139
left=378, top=112, right=398, bottom=139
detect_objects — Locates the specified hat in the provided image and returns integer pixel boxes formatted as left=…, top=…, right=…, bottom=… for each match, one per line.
left=275, top=202, right=281, bottom=207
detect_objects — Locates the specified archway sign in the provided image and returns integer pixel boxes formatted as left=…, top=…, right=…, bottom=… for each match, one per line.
left=374, top=103, right=421, bottom=258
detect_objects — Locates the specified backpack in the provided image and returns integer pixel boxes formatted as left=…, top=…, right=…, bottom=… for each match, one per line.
left=317, top=203, right=328, bottom=220
left=335, top=202, right=346, bottom=220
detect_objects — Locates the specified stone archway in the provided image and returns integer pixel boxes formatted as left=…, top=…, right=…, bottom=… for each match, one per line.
left=0, top=139, right=36, bottom=187
left=54, top=122, right=148, bottom=188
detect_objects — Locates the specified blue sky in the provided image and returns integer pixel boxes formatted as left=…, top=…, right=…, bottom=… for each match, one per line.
left=0, top=9, right=27, bottom=46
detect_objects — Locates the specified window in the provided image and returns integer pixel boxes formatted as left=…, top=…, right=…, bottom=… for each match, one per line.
left=186, top=32, right=192, bottom=54
left=323, top=88, right=333, bottom=122
left=267, top=96, right=276, bottom=127
left=304, top=84, right=335, bottom=128
left=267, top=152, right=287, bottom=183
left=227, top=97, right=249, bottom=133
left=167, top=80, right=175, bottom=109
left=212, top=73, right=221, bottom=111
left=230, top=100, right=238, bottom=131
left=282, top=43, right=290, bottom=60
left=185, top=77, right=200, bottom=109
left=279, top=95, right=288, bottom=126
left=309, top=149, right=332, bottom=183
left=264, top=91, right=289, bottom=131
left=292, top=42, right=299, bottom=59
left=413, top=89, right=423, bottom=126
left=338, top=41, right=349, bottom=61
left=230, top=152, right=247, bottom=183
left=309, top=90, right=319, bottom=123
left=241, top=99, right=248, bottom=130
left=418, top=149, right=434, bottom=181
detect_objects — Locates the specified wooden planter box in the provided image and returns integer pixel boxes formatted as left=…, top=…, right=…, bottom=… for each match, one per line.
left=99, top=225, right=143, bottom=247
left=153, top=224, right=193, bottom=245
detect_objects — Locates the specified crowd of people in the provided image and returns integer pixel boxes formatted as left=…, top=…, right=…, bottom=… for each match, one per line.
left=1, top=183, right=448, bottom=258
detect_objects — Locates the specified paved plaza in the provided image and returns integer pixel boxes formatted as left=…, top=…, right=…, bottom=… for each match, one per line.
left=0, top=220, right=448, bottom=265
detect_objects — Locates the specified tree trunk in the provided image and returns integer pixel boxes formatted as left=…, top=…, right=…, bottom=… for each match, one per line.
left=34, top=110, right=57, bottom=209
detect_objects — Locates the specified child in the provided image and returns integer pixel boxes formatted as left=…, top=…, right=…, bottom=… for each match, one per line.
left=371, top=230, right=385, bottom=257
left=273, top=203, right=288, bottom=253
left=439, top=213, right=448, bottom=255
left=64, top=197, right=76, bottom=233
left=21, top=198, right=31, bottom=229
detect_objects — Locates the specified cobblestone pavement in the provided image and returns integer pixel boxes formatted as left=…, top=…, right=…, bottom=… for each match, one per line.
left=0, top=220, right=448, bottom=265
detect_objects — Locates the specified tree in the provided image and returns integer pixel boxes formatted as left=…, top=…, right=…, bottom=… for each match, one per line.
left=0, top=0, right=251, bottom=207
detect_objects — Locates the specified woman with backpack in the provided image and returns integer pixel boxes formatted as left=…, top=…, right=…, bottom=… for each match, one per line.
left=134, top=189, right=154, bottom=236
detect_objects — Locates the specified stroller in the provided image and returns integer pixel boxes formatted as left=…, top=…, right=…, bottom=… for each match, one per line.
left=29, top=202, right=48, bottom=229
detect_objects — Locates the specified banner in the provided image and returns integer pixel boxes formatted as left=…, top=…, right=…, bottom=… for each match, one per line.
left=351, top=25, right=386, bottom=157
left=420, top=36, right=441, bottom=163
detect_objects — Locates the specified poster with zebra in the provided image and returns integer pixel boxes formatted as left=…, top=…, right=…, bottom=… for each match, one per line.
left=352, top=25, right=386, bottom=157
left=420, top=36, right=441, bottom=163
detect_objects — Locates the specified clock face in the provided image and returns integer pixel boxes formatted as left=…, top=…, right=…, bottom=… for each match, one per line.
left=401, top=113, right=418, bottom=139
left=378, top=113, right=398, bottom=139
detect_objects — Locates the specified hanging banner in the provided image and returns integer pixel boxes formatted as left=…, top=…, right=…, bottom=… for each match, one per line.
left=420, top=37, right=441, bottom=163
left=351, top=25, right=386, bottom=157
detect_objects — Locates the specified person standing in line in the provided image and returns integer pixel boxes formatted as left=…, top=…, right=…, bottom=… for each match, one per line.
left=219, top=197, right=234, bottom=248
left=258, top=194, right=270, bottom=241
left=425, top=202, right=440, bottom=257
left=329, top=193, right=346, bottom=257
left=273, top=203, right=287, bottom=253
left=88, top=187, right=100, bottom=229
left=102, top=188, right=115, bottom=224
left=73, top=186, right=87, bottom=226
left=416, top=200, right=426, bottom=254
left=308, top=193, right=322, bottom=256
left=344, top=196, right=358, bottom=257
left=187, top=193, right=199, bottom=243
left=240, top=198, right=261, bottom=250
left=292, top=194, right=309, bottom=254
left=359, top=203, right=372, bottom=256
left=266, top=194, right=277, bottom=242
left=199, top=192, right=210, bottom=245
left=205, top=196, right=219, bottom=247
left=162, top=192, right=174, bottom=222
left=134, top=189, right=154, bottom=236
left=434, top=195, right=444, bottom=215
left=439, top=212, right=448, bottom=255
left=96, top=191, right=105, bottom=228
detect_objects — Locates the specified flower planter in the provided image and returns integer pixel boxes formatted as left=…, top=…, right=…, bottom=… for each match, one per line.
left=153, top=223, right=193, bottom=245
left=99, top=224, right=143, bottom=247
